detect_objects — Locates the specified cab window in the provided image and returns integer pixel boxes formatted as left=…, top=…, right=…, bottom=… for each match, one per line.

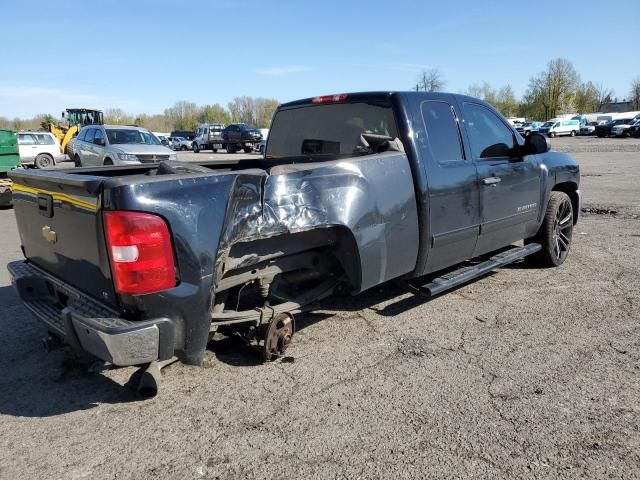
left=463, top=103, right=515, bottom=159
left=421, top=101, right=464, bottom=163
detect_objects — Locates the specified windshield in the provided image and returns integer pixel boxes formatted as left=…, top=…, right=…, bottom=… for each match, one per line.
left=542, top=122, right=554, bottom=127
left=267, top=101, right=398, bottom=158
left=105, top=129, right=160, bottom=145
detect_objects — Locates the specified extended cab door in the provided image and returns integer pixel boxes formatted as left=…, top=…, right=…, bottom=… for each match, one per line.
left=418, top=99, right=480, bottom=273
left=459, top=101, right=541, bottom=257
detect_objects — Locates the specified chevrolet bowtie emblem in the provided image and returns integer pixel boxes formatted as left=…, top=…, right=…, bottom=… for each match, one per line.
left=41, top=225, right=57, bottom=244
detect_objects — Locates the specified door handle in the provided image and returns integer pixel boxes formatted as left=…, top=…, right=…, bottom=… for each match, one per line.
left=482, top=176, right=501, bottom=186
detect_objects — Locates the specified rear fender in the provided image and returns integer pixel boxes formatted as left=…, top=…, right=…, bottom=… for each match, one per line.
left=216, top=152, right=420, bottom=294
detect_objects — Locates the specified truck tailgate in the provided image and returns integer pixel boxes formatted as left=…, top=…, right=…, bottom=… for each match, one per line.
left=9, top=169, right=117, bottom=306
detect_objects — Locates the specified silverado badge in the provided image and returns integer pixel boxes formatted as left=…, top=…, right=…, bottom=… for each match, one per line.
left=41, top=225, right=57, bottom=244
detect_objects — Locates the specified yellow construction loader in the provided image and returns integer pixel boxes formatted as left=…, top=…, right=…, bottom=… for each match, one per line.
left=47, top=108, right=103, bottom=157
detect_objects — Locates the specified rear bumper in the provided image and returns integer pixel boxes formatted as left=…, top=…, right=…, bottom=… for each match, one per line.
left=8, top=260, right=175, bottom=366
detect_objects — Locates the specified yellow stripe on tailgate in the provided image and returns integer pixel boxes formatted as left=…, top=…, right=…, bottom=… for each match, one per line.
left=12, top=183, right=98, bottom=212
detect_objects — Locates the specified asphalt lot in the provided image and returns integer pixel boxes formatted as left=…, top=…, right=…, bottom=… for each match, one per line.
left=0, top=135, right=638, bottom=479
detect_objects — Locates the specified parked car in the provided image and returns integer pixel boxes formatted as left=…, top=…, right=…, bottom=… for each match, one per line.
left=156, top=135, right=171, bottom=147
left=170, top=130, right=197, bottom=141
left=611, top=118, right=640, bottom=137
left=254, top=139, right=267, bottom=154
left=538, top=119, right=580, bottom=137
left=579, top=121, right=599, bottom=136
left=221, top=124, right=263, bottom=153
left=72, top=125, right=176, bottom=166
left=629, top=121, right=640, bottom=138
left=169, top=136, right=193, bottom=151
left=16, top=131, right=66, bottom=168
left=8, top=91, right=580, bottom=396
left=595, top=118, right=633, bottom=137
left=515, top=121, right=543, bottom=136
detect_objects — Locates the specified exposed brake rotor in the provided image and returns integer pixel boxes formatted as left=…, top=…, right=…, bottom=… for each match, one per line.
left=262, top=312, right=295, bottom=361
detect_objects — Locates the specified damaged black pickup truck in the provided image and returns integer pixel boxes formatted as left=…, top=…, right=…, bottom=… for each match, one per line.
left=8, top=92, right=580, bottom=394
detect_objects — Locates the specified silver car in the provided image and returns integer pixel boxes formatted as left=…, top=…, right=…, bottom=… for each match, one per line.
left=73, top=125, right=176, bottom=167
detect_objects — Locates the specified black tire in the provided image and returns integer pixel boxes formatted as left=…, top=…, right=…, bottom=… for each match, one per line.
left=243, top=147, right=252, bottom=153
left=193, top=142, right=200, bottom=153
left=227, top=144, right=236, bottom=154
left=103, top=158, right=114, bottom=166
left=570, top=130, right=576, bottom=137
left=212, top=148, right=218, bottom=153
left=73, top=155, right=82, bottom=167
left=526, top=191, right=574, bottom=267
left=34, top=154, right=53, bottom=169
left=597, top=133, right=604, bottom=138
left=180, top=145, right=187, bottom=151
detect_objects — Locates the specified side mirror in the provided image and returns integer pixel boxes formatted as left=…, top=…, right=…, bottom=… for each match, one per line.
left=523, top=132, right=549, bottom=155
left=94, top=138, right=106, bottom=146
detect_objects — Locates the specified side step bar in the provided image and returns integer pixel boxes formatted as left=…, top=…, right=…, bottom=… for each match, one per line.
left=417, top=243, right=542, bottom=297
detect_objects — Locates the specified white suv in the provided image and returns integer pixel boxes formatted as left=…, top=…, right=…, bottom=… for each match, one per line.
left=17, top=132, right=65, bottom=168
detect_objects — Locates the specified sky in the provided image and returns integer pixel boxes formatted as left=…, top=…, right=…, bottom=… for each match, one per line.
left=1, top=0, right=639, bottom=118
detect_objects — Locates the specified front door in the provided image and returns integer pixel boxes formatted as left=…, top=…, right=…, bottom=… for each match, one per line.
left=460, top=102, right=541, bottom=257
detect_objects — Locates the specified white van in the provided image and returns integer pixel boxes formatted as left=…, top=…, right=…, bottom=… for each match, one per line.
left=538, top=119, right=580, bottom=137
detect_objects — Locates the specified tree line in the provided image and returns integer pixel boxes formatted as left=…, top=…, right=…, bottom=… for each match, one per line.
left=0, top=96, right=279, bottom=133
left=2, top=58, right=639, bottom=131
left=414, top=58, right=640, bottom=120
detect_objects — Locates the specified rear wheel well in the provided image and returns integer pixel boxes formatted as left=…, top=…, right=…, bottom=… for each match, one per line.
left=212, top=227, right=362, bottom=313
left=552, top=182, right=579, bottom=224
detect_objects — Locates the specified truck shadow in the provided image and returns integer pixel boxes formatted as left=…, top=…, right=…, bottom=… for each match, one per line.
left=209, top=259, right=520, bottom=367
left=0, top=285, right=142, bottom=418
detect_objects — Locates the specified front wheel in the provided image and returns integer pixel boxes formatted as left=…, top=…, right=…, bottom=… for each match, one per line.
left=549, top=132, right=556, bottom=138
left=73, top=155, right=82, bottom=167
left=226, top=144, right=236, bottom=154
left=34, top=154, right=53, bottom=169
left=526, top=191, right=574, bottom=267
left=193, top=142, right=200, bottom=153
left=181, top=145, right=187, bottom=151
left=570, top=130, right=576, bottom=137
left=243, top=146, right=252, bottom=153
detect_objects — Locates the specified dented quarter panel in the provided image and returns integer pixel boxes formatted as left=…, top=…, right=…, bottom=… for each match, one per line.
left=217, top=151, right=420, bottom=293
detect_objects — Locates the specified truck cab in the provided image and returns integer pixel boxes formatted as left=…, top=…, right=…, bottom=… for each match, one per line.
left=192, top=123, right=225, bottom=153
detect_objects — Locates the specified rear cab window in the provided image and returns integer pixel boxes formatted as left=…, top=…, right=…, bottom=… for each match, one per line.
left=420, top=101, right=464, bottom=163
left=267, top=100, right=398, bottom=159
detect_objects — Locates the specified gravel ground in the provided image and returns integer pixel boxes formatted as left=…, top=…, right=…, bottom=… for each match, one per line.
left=0, top=137, right=638, bottom=479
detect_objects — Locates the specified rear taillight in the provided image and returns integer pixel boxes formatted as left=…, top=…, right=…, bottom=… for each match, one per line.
left=103, top=211, right=176, bottom=295
left=311, top=93, right=348, bottom=104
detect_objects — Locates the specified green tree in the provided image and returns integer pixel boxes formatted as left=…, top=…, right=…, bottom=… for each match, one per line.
left=39, top=114, right=56, bottom=130
left=228, top=97, right=279, bottom=127
left=573, top=81, right=600, bottom=114
left=525, top=58, right=579, bottom=120
left=198, top=104, right=230, bottom=124
left=164, top=101, right=200, bottom=130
